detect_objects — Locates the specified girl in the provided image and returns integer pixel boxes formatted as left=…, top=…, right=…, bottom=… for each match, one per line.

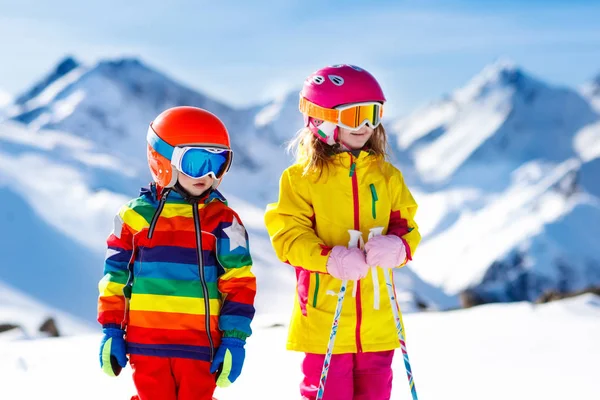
left=264, top=64, right=421, bottom=400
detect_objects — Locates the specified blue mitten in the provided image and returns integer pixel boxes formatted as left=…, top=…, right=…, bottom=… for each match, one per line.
left=210, top=337, right=246, bottom=387
left=99, top=326, right=128, bottom=377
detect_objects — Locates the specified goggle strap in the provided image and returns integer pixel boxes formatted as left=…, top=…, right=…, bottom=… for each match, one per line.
left=147, top=126, right=174, bottom=160
left=299, top=97, right=339, bottom=124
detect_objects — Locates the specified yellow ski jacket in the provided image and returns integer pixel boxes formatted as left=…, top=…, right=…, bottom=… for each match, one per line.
left=265, top=150, right=420, bottom=354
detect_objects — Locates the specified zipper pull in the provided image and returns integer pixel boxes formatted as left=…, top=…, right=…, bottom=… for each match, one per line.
left=370, top=184, right=378, bottom=219
left=349, top=159, right=356, bottom=177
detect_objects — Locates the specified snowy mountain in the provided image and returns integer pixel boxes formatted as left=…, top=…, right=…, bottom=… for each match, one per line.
left=411, top=158, right=600, bottom=302
left=1, top=294, right=599, bottom=399
left=6, top=57, right=240, bottom=163
left=2, top=55, right=600, bottom=324
left=0, top=121, right=133, bottom=319
left=0, top=119, right=446, bottom=326
left=393, top=60, right=599, bottom=189
left=393, top=60, right=600, bottom=304
left=4, top=56, right=305, bottom=205
left=581, top=72, right=600, bottom=113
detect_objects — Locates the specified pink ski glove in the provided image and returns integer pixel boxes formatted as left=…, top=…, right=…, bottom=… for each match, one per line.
left=326, top=246, right=370, bottom=281
left=365, top=235, right=407, bottom=269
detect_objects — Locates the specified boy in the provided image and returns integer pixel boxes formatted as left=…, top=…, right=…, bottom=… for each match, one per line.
left=98, top=106, right=256, bottom=400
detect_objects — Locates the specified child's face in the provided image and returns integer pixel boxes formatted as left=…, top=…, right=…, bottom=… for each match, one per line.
left=338, top=125, right=374, bottom=150
left=177, top=173, right=215, bottom=196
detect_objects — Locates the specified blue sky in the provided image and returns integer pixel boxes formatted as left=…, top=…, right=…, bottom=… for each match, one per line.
left=0, top=0, right=599, bottom=116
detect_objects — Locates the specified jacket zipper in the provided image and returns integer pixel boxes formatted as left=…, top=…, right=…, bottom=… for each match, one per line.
left=192, top=199, right=215, bottom=361
left=147, top=188, right=171, bottom=239
left=349, top=155, right=363, bottom=353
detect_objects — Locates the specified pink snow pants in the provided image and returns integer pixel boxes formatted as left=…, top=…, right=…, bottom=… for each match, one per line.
left=300, top=351, right=394, bottom=400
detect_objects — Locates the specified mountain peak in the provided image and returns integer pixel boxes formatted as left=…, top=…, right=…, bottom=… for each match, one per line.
left=14, top=56, right=81, bottom=105
left=96, top=57, right=147, bottom=71
left=54, top=56, right=80, bottom=76
left=454, top=59, right=543, bottom=104
left=480, top=58, right=519, bottom=80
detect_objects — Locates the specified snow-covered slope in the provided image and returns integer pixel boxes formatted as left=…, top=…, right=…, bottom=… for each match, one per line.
left=0, top=281, right=93, bottom=340
left=5, top=57, right=305, bottom=206
left=393, top=60, right=599, bottom=188
left=411, top=158, right=600, bottom=301
left=0, top=121, right=134, bottom=319
left=0, top=88, right=11, bottom=108
left=1, top=294, right=598, bottom=399
left=3, top=55, right=599, bottom=322
left=387, top=60, right=600, bottom=304
left=6, top=57, right=239, bottom=163
left=581, top=72, right=600, bottom=113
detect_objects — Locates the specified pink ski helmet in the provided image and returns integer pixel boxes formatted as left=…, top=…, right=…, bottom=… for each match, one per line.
left=299, top=64, right=386, bottom=145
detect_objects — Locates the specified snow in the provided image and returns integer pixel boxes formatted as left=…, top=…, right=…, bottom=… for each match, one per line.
left=394, top=60, right=599, bottom=187
left=0, top=88, right=11, bottom=108
left=0, top=281, right=93, bottom=340
left=393, top=100, right=458, bottom=150
left=17, top=65, right=87, bottom=114
left=1, top=57, right=600, bottom=400
left=409, top=159, right=593, bottom=293
left=574, top=120, right=600, bottom=162
left=0, top=294, right=598, bottom=399
left=0, top=127, right=130, bottom=250
left=581, top=73, right=600, bottom=113
left=412, top=87, right=511, bottom=183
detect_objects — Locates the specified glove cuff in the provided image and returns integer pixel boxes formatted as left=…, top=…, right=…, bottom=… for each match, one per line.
left=221, top=337, right=246, bottom=347
left=102, top=323, right=122, bottom=329
left=223, top=329, right=249, bottom=341
left=102, top=326, right=125, bottom=337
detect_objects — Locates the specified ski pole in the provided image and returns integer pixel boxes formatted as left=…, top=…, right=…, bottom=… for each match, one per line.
left=368, top=227, right=419, bottom=400
left=317, top=229, right=363, bottom=400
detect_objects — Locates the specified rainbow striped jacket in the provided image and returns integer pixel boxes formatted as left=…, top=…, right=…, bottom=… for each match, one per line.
left=98, top=185, right=256, bottom=361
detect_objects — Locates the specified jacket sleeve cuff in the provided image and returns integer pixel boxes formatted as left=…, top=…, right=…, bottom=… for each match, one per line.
left=312, top=245, right=331, bottom=273
left=102, top=323, right=122, bottom=329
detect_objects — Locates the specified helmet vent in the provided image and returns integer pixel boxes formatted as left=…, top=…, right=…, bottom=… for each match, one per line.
left=328, top=75, right=345, bottom=86
left=312, top=75, right=325, bottom=85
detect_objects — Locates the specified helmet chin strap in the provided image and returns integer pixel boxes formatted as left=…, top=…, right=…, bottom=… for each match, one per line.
left=308, top=117, right=359, bottom=152
left=173, top=181, right=213, bottom=204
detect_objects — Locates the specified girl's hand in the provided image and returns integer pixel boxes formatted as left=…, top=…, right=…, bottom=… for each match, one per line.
left=326, top=246, right=370, bottom=280
left=365, top=235, right=407, bottom=269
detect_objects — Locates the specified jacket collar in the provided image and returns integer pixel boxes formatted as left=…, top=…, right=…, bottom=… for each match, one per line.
left=330, top=149, right=377, bottom=164
left=141, top=183, right=227, bottom=205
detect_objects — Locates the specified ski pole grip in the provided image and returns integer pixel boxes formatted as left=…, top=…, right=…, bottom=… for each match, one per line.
left=347, top=229, right=363, bottom=249
left=368, top=226, right=384, bottom=239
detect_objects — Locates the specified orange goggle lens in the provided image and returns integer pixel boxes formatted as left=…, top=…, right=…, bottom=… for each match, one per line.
left=337, top=103, right=383, bottom=129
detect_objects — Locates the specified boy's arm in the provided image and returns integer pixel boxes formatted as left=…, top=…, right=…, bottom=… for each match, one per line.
left=97, top=205, right=138, bottom=328
left=264, top=168, right=330, bottom=273
left=216, top=210, right=256, bottom=340
left=388, top=169, right=421, bottom=264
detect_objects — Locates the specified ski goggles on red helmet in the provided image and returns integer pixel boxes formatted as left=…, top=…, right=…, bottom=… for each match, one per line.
left=171, top=146, right=232, bottom=179
left=147, top=128, right=233, bottom=180
left=299, top=97, right=384, bottom=130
